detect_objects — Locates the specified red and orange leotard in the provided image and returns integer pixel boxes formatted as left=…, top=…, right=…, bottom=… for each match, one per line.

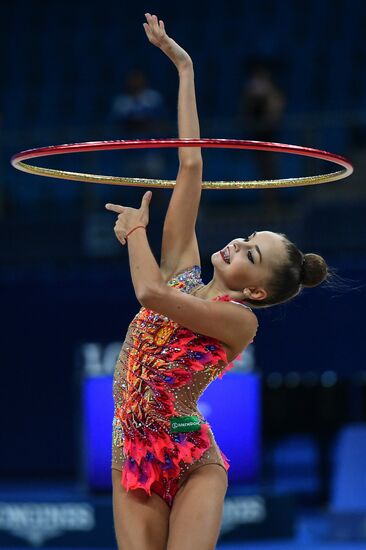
left=111, top=265, right=254, bottom=507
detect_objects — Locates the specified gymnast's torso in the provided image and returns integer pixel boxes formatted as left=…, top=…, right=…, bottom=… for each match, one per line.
left=111, top=264, right=253, bottom=506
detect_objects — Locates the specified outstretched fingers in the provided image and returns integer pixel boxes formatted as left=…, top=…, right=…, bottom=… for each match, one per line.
left=143, top=13, right=167, bottom=46
left=105, top=203, right=124, bottom=214
left=145, top=13, right=158, bottom=27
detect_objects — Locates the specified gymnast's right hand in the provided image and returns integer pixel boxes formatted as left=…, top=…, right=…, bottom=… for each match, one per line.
left=143, top=13, right=192, bottom=70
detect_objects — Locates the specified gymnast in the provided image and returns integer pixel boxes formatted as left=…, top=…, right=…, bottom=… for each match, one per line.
left=106, top=13, right=328, bottom=550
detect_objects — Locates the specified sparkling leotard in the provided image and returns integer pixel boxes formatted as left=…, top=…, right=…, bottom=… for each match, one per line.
left=111, top=265, right=254, bottom=507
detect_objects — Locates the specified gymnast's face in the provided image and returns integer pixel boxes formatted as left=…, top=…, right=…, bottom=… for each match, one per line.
left=212, top=231, right=288, bottom=301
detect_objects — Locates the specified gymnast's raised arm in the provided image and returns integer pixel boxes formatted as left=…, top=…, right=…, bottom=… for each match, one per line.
left=105, top=15, right=257, bottom=350
left=143, top=13, right=202, bottom=280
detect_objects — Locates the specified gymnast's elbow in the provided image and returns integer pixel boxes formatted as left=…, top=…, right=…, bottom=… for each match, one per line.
left=179, top=157, right=203, bottom=171
left=137, top=285, right=165, bottom=309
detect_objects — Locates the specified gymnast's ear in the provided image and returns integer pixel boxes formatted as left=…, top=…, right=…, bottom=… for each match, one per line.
left=243, top=286, right=268, bottom=301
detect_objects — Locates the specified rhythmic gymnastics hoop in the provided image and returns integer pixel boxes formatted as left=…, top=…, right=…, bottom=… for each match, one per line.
left=11, top=139, right=353, bottom=189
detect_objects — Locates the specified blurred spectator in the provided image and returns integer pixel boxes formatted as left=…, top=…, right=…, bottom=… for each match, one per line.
left=240, top=60, right=286, bottom=210
left=109, top=69, right=167, bottom=201
left=111, top=68, right=165, bottom=135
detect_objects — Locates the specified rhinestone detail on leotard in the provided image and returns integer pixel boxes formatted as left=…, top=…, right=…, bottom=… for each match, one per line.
left=166, top=264, right=203, bottom=293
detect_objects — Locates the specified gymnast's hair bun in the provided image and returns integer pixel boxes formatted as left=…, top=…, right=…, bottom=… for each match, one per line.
left=301, top=253, right=328, bottom=287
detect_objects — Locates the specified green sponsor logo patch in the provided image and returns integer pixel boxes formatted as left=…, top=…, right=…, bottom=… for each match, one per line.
left=170, top=416, right=201, bottom=433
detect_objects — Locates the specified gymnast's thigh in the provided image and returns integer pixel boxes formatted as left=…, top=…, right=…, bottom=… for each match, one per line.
left=112, top=468, right=170, bottom=550
left=167, top=463, right=228, bottom=550
left=174, top=430, right=229, bottom=494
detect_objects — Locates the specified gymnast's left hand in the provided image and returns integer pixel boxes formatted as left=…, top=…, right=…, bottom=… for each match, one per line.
left=105, top=191, right=152, bottom=245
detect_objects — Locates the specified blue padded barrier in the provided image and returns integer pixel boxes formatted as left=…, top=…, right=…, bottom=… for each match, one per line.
left=270, top=435, right=321, bottom=495
left=331, top=424, right=366, bottom=511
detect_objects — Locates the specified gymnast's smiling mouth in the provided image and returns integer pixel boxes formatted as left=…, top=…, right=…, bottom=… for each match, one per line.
left=220, top=246, right=230, bottom=264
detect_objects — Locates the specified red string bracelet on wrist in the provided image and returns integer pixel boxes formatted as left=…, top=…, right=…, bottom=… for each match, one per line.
left=125, top=225, right=146, bottom=240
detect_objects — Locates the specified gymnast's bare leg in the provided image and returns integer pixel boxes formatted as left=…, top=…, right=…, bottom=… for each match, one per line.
left=112, top=468, right=170, bottom=550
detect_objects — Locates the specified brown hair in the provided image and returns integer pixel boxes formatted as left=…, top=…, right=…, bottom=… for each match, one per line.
left=245, top=234, right=329, bottom=308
